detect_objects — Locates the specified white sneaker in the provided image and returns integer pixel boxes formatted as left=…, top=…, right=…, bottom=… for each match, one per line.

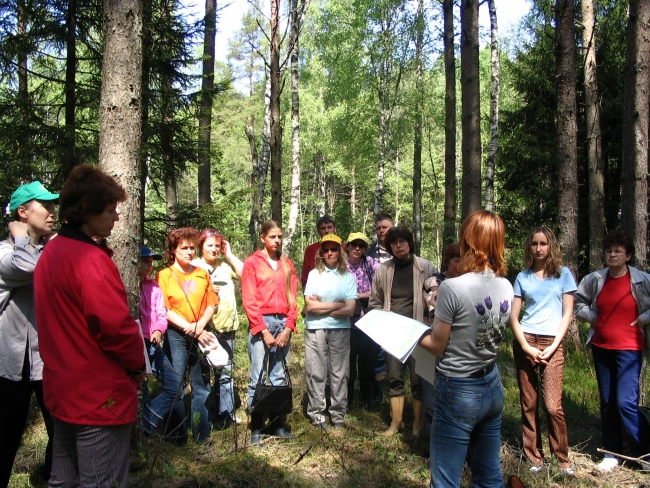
left=597, top=457, right=618, bottom=473
left=529, top=465, right=544, bottom=473
left=561, top=467, right=575, bottom=476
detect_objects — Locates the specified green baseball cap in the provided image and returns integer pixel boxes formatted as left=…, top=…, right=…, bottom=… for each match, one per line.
left=10, top=181, right=59, bottom=212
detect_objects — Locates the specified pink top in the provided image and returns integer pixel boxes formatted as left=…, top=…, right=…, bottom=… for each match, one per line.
left=140, top=278, right=168, bottom=339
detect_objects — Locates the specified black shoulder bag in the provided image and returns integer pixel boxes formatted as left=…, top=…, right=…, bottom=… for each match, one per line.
left=250, top=348, right=293, bottom=414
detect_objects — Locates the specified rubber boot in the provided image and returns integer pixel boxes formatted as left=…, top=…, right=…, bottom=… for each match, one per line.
left=412, top=399, right=424, bottom=439
left=380, top=396, right=404, bottom=436
left=250, top=413, right=264, bottom=445
left=271, top=414, right=295, bottom=439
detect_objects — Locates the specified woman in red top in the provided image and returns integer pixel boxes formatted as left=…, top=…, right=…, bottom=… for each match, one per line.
left=242, top=220, right=298, bottom=444
left=575, top=230, right=650, bottom=472
left=34, top=164, right=145, bottom=487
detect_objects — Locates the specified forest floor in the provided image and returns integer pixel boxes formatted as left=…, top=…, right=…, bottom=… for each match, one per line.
left=8, top=307, right=650, bottom=488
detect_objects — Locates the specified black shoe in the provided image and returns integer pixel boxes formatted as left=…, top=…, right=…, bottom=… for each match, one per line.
left=270, top=414, right=295, bottom=439
left=250, top=413, right=264, bottom=444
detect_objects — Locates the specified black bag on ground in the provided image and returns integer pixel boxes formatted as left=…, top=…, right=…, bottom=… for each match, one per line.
left=639, top=405, right=650, bottom=451
left=250, top=349, right=293, bottom=414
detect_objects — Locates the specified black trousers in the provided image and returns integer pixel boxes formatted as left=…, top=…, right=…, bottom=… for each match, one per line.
left=348, top=320, right=381, bottom=406
left=0, top=352, right=53, bottom=487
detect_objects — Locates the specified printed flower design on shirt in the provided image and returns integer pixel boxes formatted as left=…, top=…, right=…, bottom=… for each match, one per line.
left=182, top=279, right=197, bottom=295
left=475, top=296, right=510, bottom=348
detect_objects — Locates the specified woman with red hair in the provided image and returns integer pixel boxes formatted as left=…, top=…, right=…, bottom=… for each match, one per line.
left=420, top=210, right=514, bottom=488
left=157, top=227, right=217, bottom=444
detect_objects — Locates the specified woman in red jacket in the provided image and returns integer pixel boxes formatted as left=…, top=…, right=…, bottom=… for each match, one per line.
left=242, top=220, right=298, bottom=444
left=34, top=164, right=145, bottom=488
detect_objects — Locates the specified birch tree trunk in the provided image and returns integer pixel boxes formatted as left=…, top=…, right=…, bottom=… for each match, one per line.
left=98, top=0, right=143, bottom=317
left=555, top=0, right=580, bottom=349
left=460, top=0, right=481, bottom=219
left=581, top=0, right=606, bottom=271
left=621, top=0, right=650, bottom=270
left=484, top=0, right=499, bottom=212
left=197, top=0, right=216, bottom=206
left=443, top=0, right=456, bottom=243
left=412, top=0, right=424, bottom=256
left=269, top=0, right=283, bottom=224
left=283, top=0, right=310, bottom=254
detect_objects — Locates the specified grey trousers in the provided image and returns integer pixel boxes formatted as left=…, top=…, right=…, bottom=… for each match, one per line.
left=304, top=328, right=350, bottom=424
left=48, top=417, right=131, bottom=488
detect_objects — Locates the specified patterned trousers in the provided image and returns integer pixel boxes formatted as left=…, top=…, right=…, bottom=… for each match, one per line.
left=513, top=333, right=570, bottom=468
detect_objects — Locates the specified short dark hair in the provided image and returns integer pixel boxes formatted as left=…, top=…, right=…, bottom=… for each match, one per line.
left=59, top=164, right=128, bottom=227
left=316, top=215, right=335, bottom=228
left=166, top=227, right=200, bottom=264
left=602, top=230, right=635, bottom=261
left=442, top=242, right=461, bottom=268
left=385, top=226, right=415, bottom=256
left=375, top=214, right=394, bottom=225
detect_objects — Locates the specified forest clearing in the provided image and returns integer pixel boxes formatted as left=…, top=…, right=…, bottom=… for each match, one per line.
left=8, top=305, right=650, bottom=487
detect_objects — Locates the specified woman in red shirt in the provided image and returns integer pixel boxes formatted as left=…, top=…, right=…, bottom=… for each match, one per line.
left=575, top=230, right=650, bottom=472
left=242, top=220, right=298, bottom=444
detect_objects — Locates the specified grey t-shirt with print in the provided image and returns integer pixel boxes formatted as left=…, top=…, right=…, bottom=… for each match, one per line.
left=434, top=271, right=514, bottom=378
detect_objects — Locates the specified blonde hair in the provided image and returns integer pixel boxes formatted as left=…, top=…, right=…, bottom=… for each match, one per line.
left=315, top=243, right=348, bottom=274
left=458, top=210, right=507, bottom=277
left=260, top=220, right=296, bottom=308
left=523, top=226, right=563, bottom=278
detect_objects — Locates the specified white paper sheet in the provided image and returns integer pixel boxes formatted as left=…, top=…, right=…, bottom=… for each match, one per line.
left=412, top=345, right=437, bottom=384
left=355, top=309, right=431, bottom=363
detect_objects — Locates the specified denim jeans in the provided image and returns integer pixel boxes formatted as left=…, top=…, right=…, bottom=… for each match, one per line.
left=430, top=366, right=505, bottom=488
left=592, top=345, right=644, bottom=457
left=142, top=340, right=185, bottom=436
left=166, top=327, right=212, bottom=443
left=215, top=331, right=236, bottom=418
left=247, top=314, right=291, bottom=408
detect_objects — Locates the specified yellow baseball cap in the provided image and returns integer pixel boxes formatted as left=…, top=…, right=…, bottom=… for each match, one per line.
left=320, top=234, right=342, bottom=246
left=346, top=232, right=371, bottom=245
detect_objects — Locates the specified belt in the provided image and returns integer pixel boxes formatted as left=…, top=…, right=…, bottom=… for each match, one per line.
left=467, top=362, right=495, bottom=379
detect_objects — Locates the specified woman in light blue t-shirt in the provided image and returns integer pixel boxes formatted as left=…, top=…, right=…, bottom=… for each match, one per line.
left=509, top=226, right=576, bottom=475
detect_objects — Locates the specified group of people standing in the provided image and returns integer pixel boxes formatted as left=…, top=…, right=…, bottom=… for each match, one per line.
left=1, top=164, right=649, bottom=487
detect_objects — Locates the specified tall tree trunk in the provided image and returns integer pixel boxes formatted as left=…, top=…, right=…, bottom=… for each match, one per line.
left=63, top=0, right=77, bottom=180
left=555, top=0, right=580, bottom=349
left=166, top=178, right=177, bottom=231
left=581, top=0, right=606, bottom=271
left=484, top=0, right=499, bottom=212
left=443, top=0, right=456, bottom=243
left=412, top=0, right=423, bottom=256
left=16, top=0, right=31, bottom=176
left=197, top=0, right=216, bottom=206
left=318, top=153, right=326, bottom=217
left=555, top=0, right=579, bottom=275
left=269, top=0, right=283, bottom=224
left=283, top=0, right=309, bottom=254
left=460, top=0, right=481, bottom=219
left=98, top=0, right=143, bottom=318
left=621, top=0, right=650, bottom=270
left=139, top=0, right=152, bottom=238
left=261, top=74, right=272, bottom=185
left=247, top=116, right=263, bottom=246
left=374, top=108, right=388, bottom=222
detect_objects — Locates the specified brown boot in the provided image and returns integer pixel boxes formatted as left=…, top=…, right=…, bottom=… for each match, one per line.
left=381, top=396, right=404, bottom=436
left=412, top=399, right=423, bottom=439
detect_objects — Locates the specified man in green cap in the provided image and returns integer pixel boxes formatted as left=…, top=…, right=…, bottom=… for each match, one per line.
left=0, top=180, right=58, bottom=485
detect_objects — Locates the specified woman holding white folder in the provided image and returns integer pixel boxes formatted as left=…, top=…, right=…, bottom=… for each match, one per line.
left=369, top=226, right=436, bottom=438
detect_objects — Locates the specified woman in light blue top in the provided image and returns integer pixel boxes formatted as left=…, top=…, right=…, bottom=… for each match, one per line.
left=304, top=234, right=357, bottom=430
left=509, top=226, right=576, bottom=474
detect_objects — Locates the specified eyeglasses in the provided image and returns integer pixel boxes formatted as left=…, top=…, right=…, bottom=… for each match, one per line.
left=390, top=239, right=408, bottom=248
left=604, top=250, right=626, bottom=255
left=348, top=242, right=367, bottom=249
left=322, top=247, right=340, bottom=254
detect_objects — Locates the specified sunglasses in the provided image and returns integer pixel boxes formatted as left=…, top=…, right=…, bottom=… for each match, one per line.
left=322, top=247, right=340, bottom=254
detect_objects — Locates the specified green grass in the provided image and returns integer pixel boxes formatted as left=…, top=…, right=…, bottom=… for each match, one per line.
left=9, top=309, right=650, bottom=487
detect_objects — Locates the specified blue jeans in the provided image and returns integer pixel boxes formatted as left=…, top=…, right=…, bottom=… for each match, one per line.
left=215, top=331, right=236, bottom=418
left=142, top=341, right=185, bottom=436
left=247, top=315, right=291, bottom=408
left=430, top=366, right=505, bottom=488
left=166, top=327, right=211, bottom=443
left=592, top=345, right=644, bottom=457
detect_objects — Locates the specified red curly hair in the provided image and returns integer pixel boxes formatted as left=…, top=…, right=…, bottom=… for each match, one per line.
left=458, top=210, right=507, bottom=277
